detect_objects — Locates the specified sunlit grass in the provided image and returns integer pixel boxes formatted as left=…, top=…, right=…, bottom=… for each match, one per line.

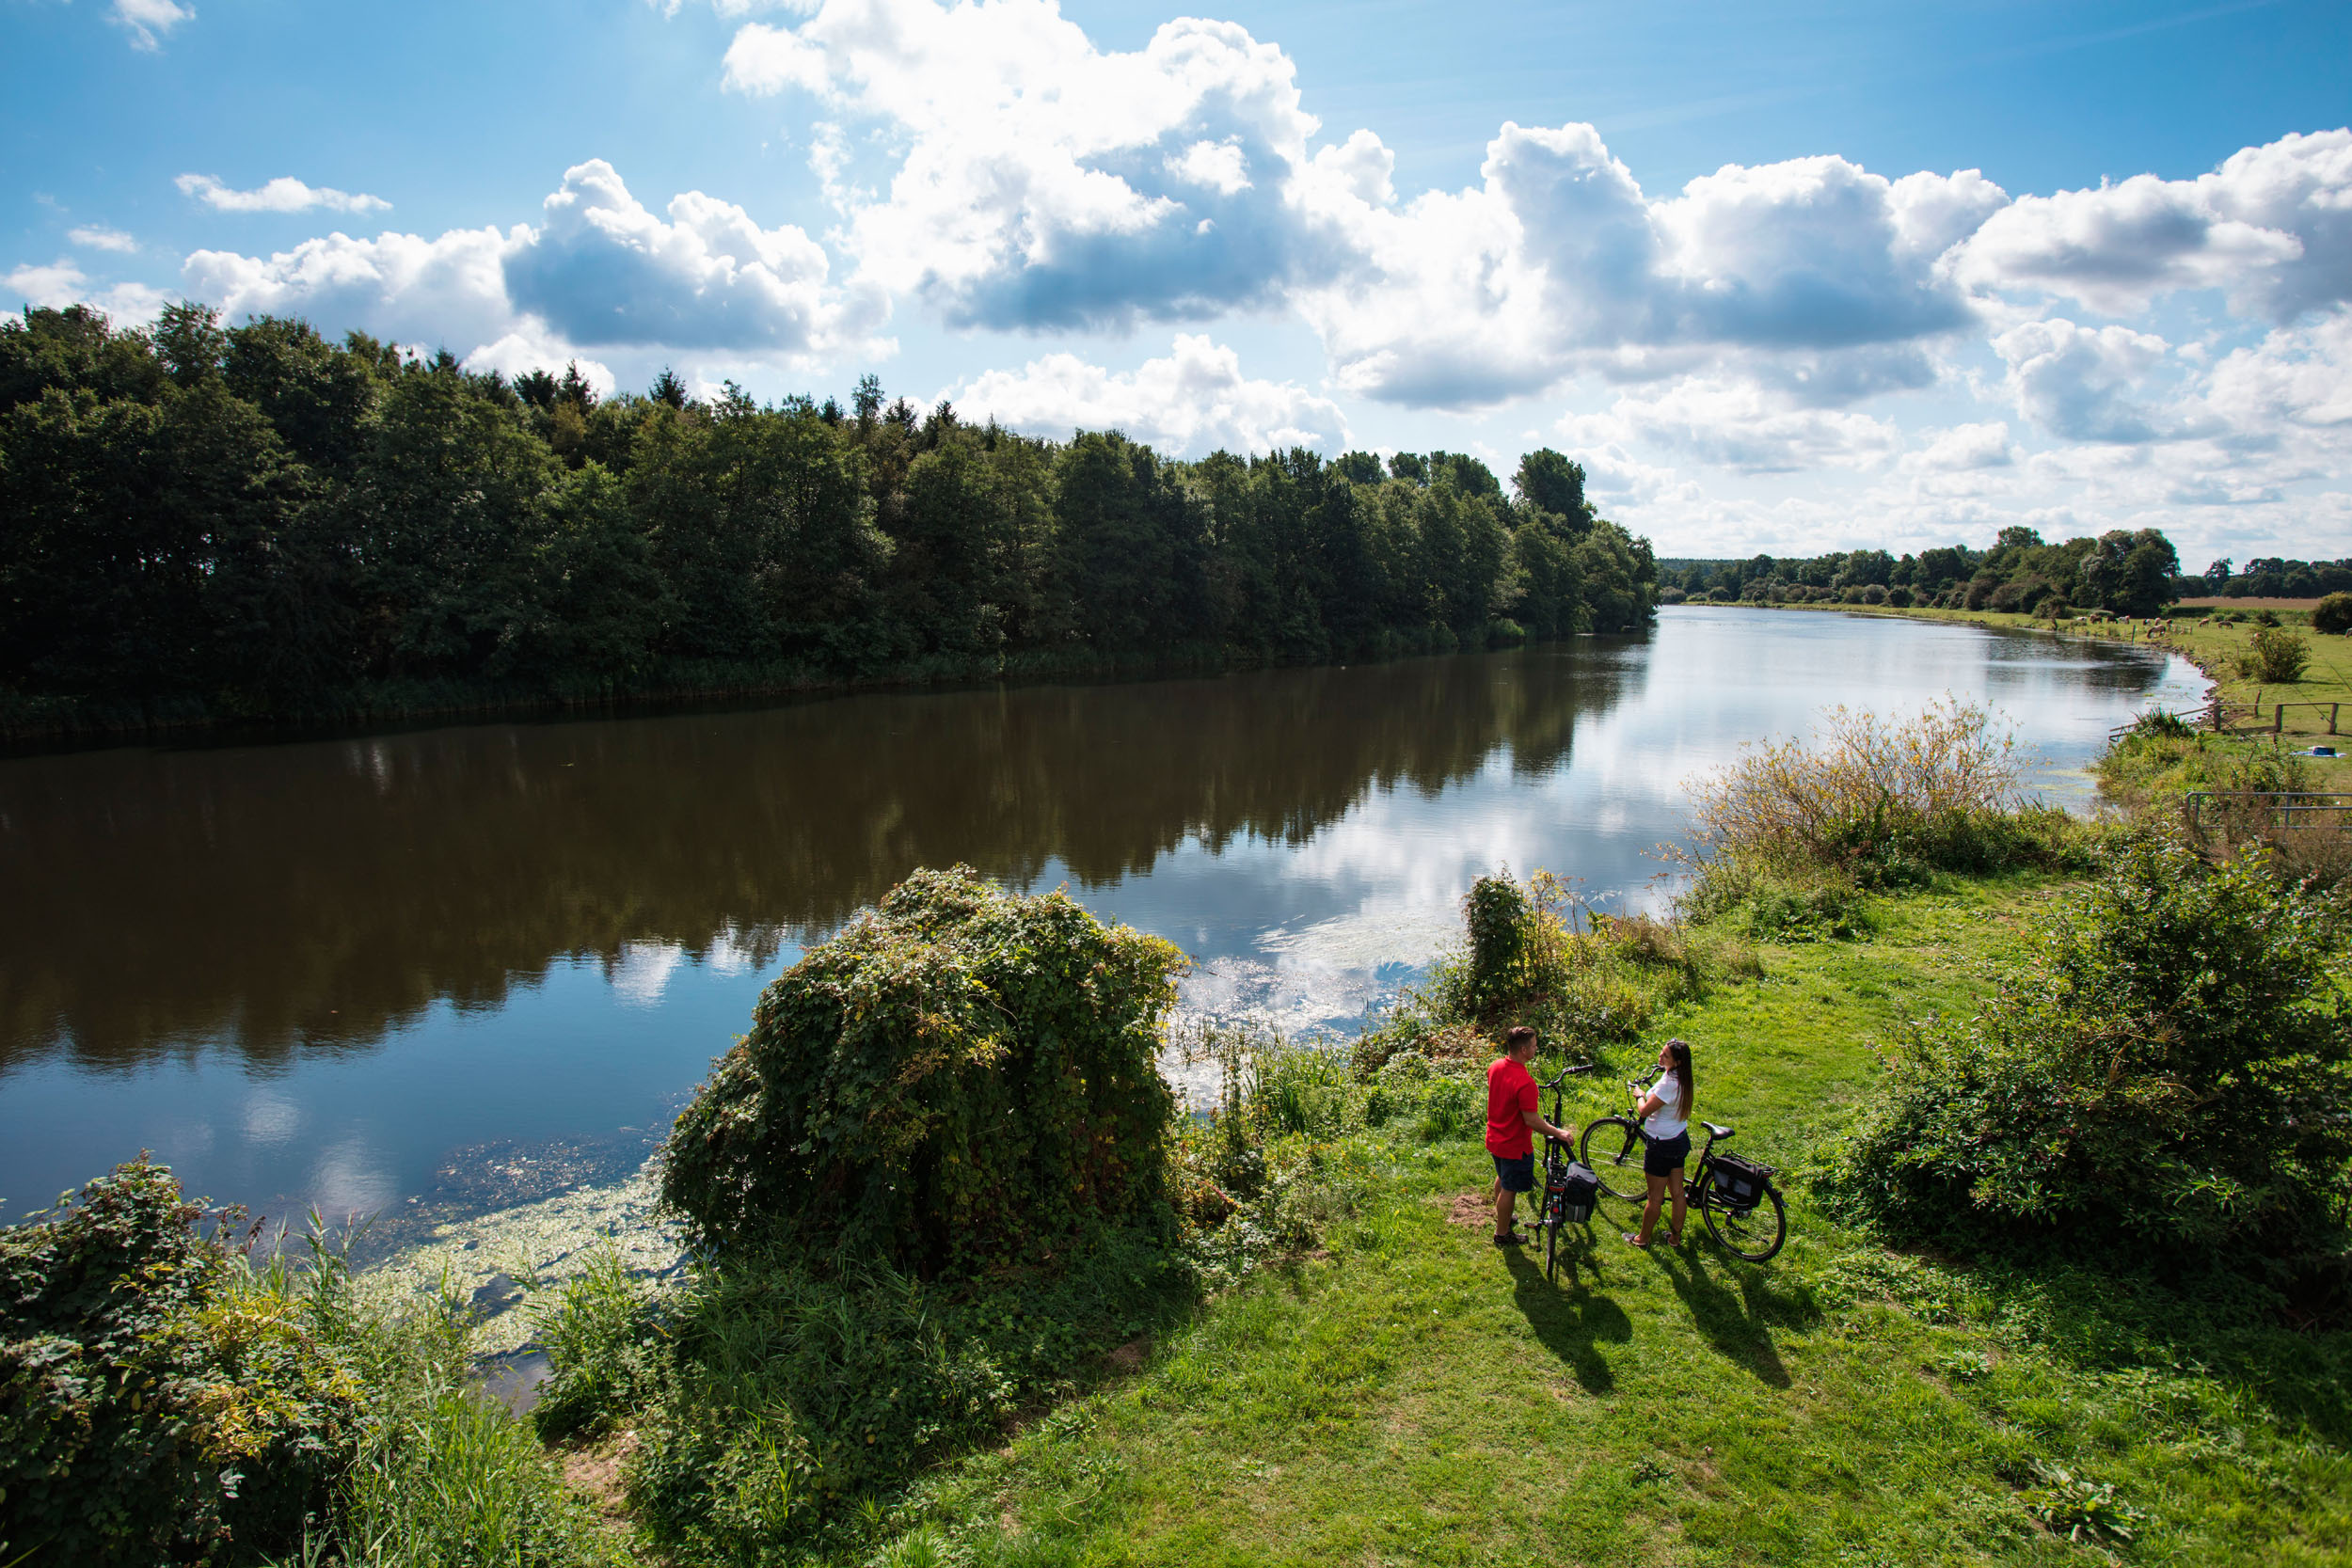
left=853, top=878, right=2352, bottom=1567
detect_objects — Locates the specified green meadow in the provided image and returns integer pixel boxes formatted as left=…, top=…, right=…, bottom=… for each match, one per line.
left=851, top=878, right=2352, bottom=1568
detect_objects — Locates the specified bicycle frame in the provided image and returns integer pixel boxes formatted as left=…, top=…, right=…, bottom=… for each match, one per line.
left=1620, top=1075, right=1722, bottom=1199
left=1529, top=1061, right=1595, bottom=1279
left=1585, top=1075, right=1787, bottom=1261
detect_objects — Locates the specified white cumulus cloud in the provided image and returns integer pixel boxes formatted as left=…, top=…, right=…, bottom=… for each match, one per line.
left=113, top=0, right=191, bottom=51
left=953, top=334, right=1347, bottom=455
left=186, top=225, right=519, bottom=354
left=713, top=2, right=2010, bottom=409
left=725, top=1, right=1332, bottom=330
left=1958, top=130, right=2352, bottom=322
left=1903, top=421, right=2015, bottom=474
left=1301, top=128, right=2004, bottom=407
left=1994, top=318, right=2182, bottom=444
left=1562, top=377, right=1904, bottom=475
left=504, top=160, right=860, bottom=350
left=67, top=226, right=139, bottom=254
left=5, top=259, right=169, bottom=324
left=183, top=160, right=877, bottom=368
left=177, top=174, right=392, bottom=214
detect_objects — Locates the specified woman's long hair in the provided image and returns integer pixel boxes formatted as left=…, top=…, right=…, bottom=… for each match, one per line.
left=1664, top=1038, right=1694, bottom=1120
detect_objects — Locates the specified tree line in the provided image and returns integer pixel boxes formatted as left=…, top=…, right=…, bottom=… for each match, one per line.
left=0, top=304, right=1658, bottom=735
left=2195, top=557, right=2352, bottom=600
left=1662, top=526, right=2186, bottom=617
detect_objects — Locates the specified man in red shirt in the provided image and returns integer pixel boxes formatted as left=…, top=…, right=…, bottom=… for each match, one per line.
left=1486, top=1025, right=1575, bottom=1246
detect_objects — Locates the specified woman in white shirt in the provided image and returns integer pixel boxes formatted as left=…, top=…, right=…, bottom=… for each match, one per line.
left=1625, top=1037, right=1694, bottom=1249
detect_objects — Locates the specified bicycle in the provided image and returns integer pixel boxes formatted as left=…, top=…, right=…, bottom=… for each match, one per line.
left=1526, top=1061, right=1600, bottom=1283
left=1578, top=1078, right=1787, bottom=1262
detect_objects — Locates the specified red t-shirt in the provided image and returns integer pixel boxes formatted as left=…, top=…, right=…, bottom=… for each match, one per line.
left=1486, top=1057, right=1538, bottom=1159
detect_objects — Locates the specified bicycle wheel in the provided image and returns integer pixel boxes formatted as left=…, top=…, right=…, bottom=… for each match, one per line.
left=1580, top=1117, right=1647, bottom=1200
left=1700, top=1178, right=1787, bottom=1262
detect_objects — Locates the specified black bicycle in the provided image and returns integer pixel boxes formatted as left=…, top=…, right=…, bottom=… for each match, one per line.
left=1579, top=1079, right=1787, bottom=1262
left=1527, top=1062, right=1600, bottom=1282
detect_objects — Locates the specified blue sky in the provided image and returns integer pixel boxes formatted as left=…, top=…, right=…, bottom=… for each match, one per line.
left=7, top=0, right=2349, bottom=566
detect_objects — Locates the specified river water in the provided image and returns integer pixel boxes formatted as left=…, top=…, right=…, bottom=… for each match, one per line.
left=0, top=609, right=2202, bottom=1228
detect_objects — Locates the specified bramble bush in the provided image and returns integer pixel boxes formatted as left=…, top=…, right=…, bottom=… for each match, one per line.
left=1828, top=835, right=2352, bottom=1299
left=659, top=865, right=1186, bottom=1276
left=0, top=1160, right=359, bottom=1566
left=0, top=1159, right=615, bottom=1568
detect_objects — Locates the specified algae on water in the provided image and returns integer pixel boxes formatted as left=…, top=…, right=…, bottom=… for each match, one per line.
left=361, top=1158, right=682, bottom=1356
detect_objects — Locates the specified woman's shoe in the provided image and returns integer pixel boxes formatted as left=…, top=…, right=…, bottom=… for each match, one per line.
left=1622, top=1231, right=1648, bottom=1248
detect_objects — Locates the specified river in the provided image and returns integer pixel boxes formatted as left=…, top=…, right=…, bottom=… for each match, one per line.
left=0, top=608, right=2202, bottom=1230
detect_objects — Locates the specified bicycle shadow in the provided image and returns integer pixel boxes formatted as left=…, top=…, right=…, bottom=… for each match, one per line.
left=1502, top=1233, right=1631, bottom=1394
left=1649, top=1239, right=1799, bottom=1388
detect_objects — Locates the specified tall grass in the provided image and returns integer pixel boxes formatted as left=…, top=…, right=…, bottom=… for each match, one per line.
left=233, top=1224, right=620, bottom=1568
left=1677, top=700, right=2085, bottom=922
left=531, top=1246, right=661, bottom=1443
left=1370, top=870, right=1756, bottom=1054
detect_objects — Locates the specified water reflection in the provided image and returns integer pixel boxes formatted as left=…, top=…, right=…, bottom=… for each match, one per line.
left=0, top=610, right=2201, bottom=1218
left=0, top=640, right=1639, bottom=1074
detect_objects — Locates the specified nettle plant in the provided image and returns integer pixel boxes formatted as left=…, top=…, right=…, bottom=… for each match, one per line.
left=660, top=865, right=1187, bottom=1275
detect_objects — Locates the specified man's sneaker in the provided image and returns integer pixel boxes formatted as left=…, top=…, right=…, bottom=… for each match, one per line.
left=1492, top=1230, right=1528, bottom=1247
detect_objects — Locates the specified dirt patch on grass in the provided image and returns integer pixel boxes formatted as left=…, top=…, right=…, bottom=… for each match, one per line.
left=1445, top=1191, right=1495, bottom=1229
left=1106, top=1334, right=1151, bottom=1372
left=2174, top=596, right=2322, bottom=610
left=560, top=1429, right=639, bottom=1524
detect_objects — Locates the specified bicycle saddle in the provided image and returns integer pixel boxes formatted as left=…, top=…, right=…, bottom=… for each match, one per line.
left=1702, top=1121, right=1733, bottom=1139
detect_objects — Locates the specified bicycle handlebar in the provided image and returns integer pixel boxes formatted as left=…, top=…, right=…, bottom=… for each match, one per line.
left=1540, top=1062, right=1597, bottom=1088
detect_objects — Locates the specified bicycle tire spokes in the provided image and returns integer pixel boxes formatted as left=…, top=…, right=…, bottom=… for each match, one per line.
left=1579, top=1116, right=1647, bottom=1201
left=1699, top=1180, right=1787, bottom=1262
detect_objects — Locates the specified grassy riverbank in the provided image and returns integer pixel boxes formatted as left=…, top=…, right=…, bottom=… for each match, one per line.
left=12, top=712, right=2350, bottom=1567
left=839, top=875, right=2349, bottom=1568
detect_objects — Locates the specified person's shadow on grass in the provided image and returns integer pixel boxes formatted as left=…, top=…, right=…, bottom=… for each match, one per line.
left=1650, top=1241, right=1797, bottom=1388
left=1502, top=1231, right=1630, bottom=1394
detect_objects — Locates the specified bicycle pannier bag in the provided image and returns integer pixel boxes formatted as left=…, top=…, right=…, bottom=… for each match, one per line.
left=1557, top=1161, right=1600, bottom=1225
left=1709, top=1152, right=1770, bottom=1211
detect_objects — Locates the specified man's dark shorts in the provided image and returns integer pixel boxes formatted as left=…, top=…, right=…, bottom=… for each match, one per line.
left=1492, top=1152, right=1535, bottom=1193
left=1645, top=1130, right=1692, bottom=1177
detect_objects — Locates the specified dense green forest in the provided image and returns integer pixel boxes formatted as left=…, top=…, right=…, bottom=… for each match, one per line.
left=1661, top=526, right=2190, bottom=616
left=0, top=305, right=1657, bottom=736
left=2191, top=555, right=2352, bottom=599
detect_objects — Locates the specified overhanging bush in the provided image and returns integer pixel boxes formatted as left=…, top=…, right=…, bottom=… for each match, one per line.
left=660, top=865, right=1187, bottom=1275
left=1828, top=836, right=2352, bottom=1295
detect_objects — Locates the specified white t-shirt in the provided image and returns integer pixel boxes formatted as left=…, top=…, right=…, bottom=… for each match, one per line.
left=1644, top=1072, right=1689, bottom=1139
